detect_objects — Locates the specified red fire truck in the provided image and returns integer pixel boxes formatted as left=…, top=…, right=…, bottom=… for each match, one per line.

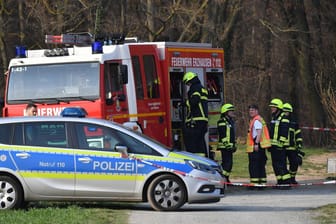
left=2, top=34, right=225, bottom=151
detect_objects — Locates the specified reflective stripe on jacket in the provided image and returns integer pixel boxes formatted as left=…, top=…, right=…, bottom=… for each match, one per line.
left=269, top=112, right=289, bottom=147
left=217, top=116, right=235, bottom=150
left=185, top=82, right=208, bottom=123
left=285, top=118, right=303, bottom=150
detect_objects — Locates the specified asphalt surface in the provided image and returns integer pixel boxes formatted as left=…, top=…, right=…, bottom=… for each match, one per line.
left=128, top=179, right=336, bottom=224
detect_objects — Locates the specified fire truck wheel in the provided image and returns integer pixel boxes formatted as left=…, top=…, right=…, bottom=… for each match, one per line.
left=147, top=174, right=187, bottom=211
left=0, top=175, right=24, bottom=210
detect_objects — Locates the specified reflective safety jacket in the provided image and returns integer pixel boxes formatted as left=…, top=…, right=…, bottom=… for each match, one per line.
left=217, top=115, right=235, bottom=150
left=185, top=78, right=208, bottom=124
left=246, top=115, right=271, bottom=152
left=284, top=116, right=303, bottom=150
left=269, top=111, right=290, bottom=147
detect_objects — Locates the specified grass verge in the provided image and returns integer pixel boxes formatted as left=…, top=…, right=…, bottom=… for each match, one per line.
left=0, top=202, right=128, bottom=224
left=312, top=204, right=336, bottom=224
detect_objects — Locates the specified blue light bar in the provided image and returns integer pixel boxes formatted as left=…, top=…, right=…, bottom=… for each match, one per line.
left=15, top=46, right=27, bottom=58
left=92, top=41, right=103, bottom=54
left=60, top=107, right=88, bottom=118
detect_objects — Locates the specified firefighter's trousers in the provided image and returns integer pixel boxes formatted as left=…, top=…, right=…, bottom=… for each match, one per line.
left=248, top=148, right=267, bottom=184
left=269, top=146, right=291, bottom=184
left=183, top=122, right=208, bottom=156
left=219, top=149, right=233, bottom=177
left=286, top=149, right=300, bottom=176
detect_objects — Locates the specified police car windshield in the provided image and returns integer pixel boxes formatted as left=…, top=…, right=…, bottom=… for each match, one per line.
left=7, top=62, right=100, bottom=104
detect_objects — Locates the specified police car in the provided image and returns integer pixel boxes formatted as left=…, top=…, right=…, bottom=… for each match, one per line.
left=0, top=108, right=225, bottom=211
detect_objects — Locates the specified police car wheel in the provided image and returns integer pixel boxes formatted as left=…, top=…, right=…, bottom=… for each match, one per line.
left=147, top=174, right=187, bottom=211
left=0, top=176, right=24, bottom=210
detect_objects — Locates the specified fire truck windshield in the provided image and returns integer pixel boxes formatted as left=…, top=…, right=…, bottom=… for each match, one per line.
left=7, top=62, right=100, bottom=104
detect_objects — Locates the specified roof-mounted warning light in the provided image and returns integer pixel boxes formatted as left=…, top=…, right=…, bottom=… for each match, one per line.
left=60, top=107, right=88, bottom=118
left=92, top=41, right=103, bottom=54
left=45, top=33, right=93, bottom=45
left=15, top=46, right=27, bottom=58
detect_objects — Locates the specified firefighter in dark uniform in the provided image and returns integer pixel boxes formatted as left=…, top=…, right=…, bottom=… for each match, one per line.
left=182, top=72, right=208, bottom=157
left=268, top=98, right=292, bottom=189
left=217, top=103, right=236, bottom=182
left=283, top=103, right=304, bottom=184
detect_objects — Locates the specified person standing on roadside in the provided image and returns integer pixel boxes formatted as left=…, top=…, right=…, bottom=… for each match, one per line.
left=217, top=103, right=236, bottom=183
left=182, top=72, right=208, bottom=157
left=246, top=104, right=271, bottom=188
left=283, top=103, right=304, bottom=184
left=268, top=98, right=291, bottom=189
left=25, top=103, right=38, bottom=116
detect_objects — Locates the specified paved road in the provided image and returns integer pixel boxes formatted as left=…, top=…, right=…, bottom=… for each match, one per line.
left=128, top=180, right=336, bottom=224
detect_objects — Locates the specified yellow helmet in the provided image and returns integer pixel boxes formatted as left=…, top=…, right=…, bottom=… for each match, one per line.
left=283, top=103, right=293, bottom=112
left=221, top=103, right=235, bottom=114
left=183, top=72, right=197, bottom=83
left=269, top=98, right=283, bottom=109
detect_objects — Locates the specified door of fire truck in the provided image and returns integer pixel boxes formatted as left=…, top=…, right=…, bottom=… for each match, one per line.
left=128, top=45, right=169, bottom=145
left=169, top=67, right=224, bottom=154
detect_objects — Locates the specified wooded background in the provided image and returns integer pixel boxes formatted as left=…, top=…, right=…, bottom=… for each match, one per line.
left=0, top=0, right=335, bottom=146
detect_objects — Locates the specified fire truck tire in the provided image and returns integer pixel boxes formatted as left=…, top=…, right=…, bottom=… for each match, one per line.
left=0, top=175, right=24, bottom=210
left=147, top=174, right=187, bottom=211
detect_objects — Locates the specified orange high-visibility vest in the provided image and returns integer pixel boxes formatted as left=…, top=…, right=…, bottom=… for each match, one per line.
left=246, top=115, right=271, bottom=152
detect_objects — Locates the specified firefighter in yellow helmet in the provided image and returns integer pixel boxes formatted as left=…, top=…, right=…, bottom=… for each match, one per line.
left=182, top=72, right=208, bottom=157
left=217, top=103, right=236, bottom=182
left=269, top=98, right=291, bottom=189
left=283, top=103, right=304, bottom=184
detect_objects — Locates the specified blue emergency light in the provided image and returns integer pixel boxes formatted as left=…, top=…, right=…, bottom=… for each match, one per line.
left=15, top=46, right=27, bottom=58
left=60, top=107, right=88, bottom=118
left=92, top=41, right=103, bottom=54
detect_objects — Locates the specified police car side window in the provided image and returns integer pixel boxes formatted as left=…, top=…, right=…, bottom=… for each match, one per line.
left=0, top=123, right=13, bottom=144
left=113, top=131, right=161, bottom=156
left=23, top=122, right=68, bottom=148
left=74, top=123, right=119, bottom=151
left=74, top=123, right=161, bottom=156
left=13, top=124, right=24, bottom=145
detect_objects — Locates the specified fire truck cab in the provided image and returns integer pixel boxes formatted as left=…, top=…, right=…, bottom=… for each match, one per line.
left=3, top=34, right=225, bottom=153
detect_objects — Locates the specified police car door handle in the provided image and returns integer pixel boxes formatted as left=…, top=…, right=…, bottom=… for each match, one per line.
left=16, top=152, right=31, bottom=159
left=78, top=157, right=92, bottom=163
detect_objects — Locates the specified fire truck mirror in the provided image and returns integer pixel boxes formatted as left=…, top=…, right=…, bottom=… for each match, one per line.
left=106, top=94, right=126, bottom=105
left=118, top=94, right=126, bottom=101
left=106, top=99, right=114, bottom=105
left=119, top=65, right=128, bottom=84
left=0, top=98, right=4, bottom=108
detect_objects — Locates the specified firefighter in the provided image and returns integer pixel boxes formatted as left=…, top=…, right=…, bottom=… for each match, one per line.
left=246, top=104, right=271, bottom=189
left=182, top=72, right=208, bottom=157
left=283, top=103, right=304, bottom=184
left=268, top=98, right=292, bottom=189
left=217, top=103, right=236, bottom=182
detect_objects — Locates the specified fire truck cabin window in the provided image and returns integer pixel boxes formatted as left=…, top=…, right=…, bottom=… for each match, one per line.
left=131, top=56, right=144, bottom=100
left=143, top=55, right=160, bottom=99
left=105, top=63, right=125, bottom=100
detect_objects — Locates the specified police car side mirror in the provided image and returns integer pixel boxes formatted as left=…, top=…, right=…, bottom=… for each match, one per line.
left=116, top=145, right=128, bottom=158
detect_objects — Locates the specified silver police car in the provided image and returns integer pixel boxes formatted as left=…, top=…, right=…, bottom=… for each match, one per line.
left=0, top=108, right=225, bottom=211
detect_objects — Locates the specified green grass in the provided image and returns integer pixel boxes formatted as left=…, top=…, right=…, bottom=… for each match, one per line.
left=0, top=202, right=128, bottom=224
left=312, top=204, right=336, bottom=224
